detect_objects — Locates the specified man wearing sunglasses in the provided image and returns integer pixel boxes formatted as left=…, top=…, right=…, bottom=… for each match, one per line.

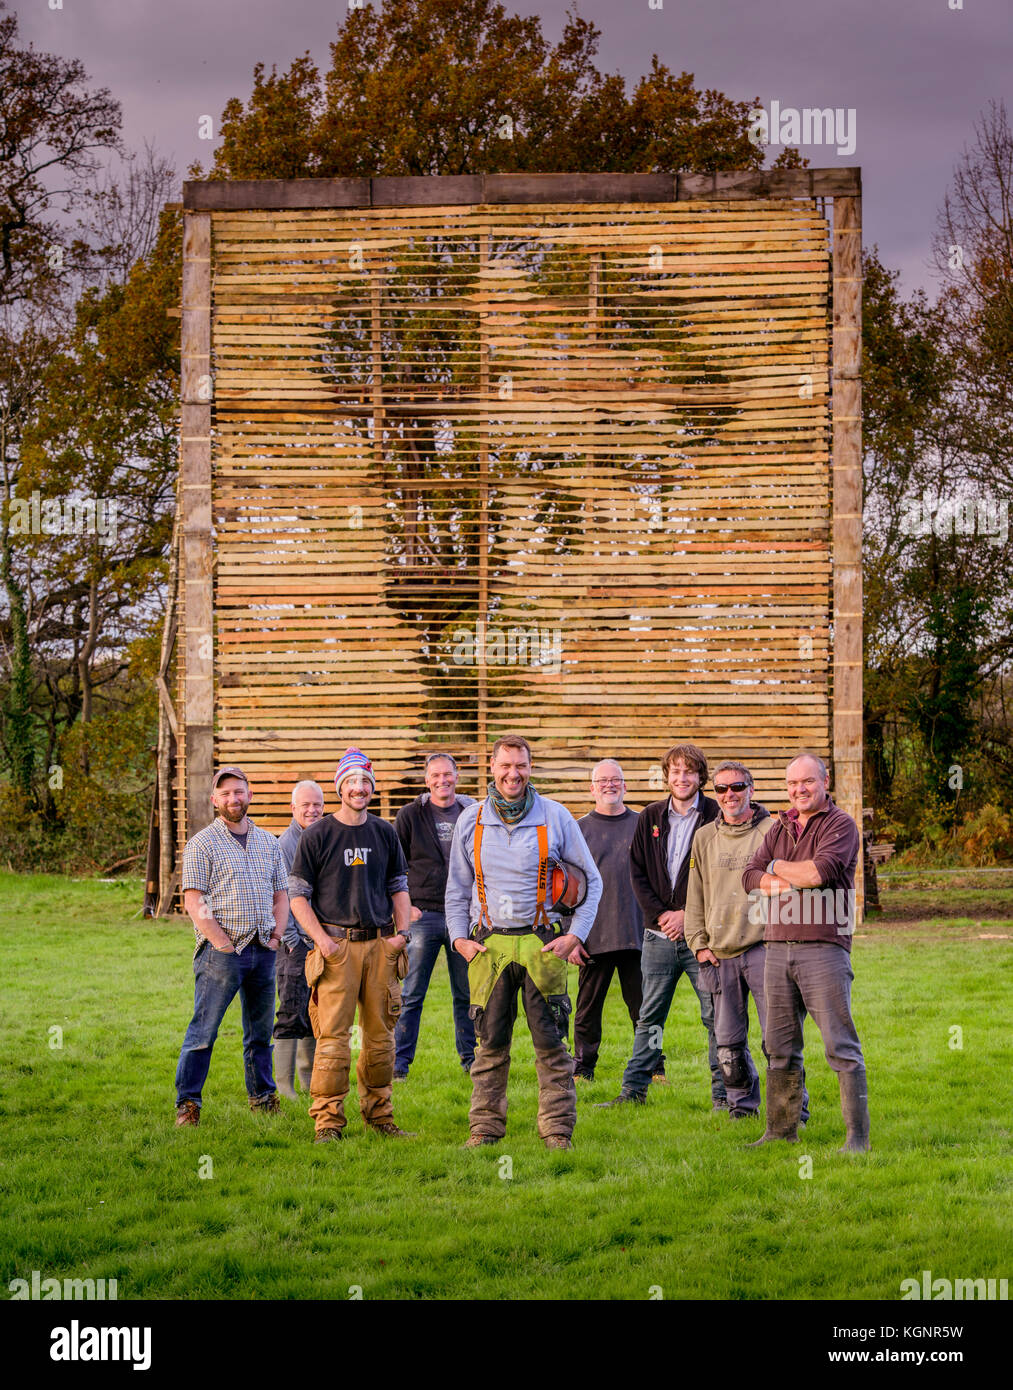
left=685, top=762, right=809, bottom=1126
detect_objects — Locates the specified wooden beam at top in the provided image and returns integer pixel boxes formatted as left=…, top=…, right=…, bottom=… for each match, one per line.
left=183, top=168, right=861, bottom=210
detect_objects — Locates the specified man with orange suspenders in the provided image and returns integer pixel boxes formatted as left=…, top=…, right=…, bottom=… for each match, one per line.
left=445, top=734, right=603, bottom=1150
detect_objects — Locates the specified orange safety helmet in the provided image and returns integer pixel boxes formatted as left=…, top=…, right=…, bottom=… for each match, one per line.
left=549, top=858, right=588, bottom=916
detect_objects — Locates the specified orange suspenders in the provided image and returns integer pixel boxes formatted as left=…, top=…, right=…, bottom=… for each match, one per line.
left=532, top=824, right=550, bottom=928
left=473, top=817, right=550, bottom=933
left=474, top=820, right=493, bottom=932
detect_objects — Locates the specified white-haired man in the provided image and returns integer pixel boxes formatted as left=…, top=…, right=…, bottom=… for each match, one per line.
left=273, top=780, right=325, bottom=1098
left=572, top=760, right=644, bottom=1083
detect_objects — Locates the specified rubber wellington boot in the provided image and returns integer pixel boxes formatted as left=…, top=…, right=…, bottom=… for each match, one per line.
left=273, top=1038, right=298, bottom=1099
left=837, top=1066, right=870, bottom=1152
left=296, top=1037, right=316, bottom=1093
left=748, top=1068, right=804, bottom=1145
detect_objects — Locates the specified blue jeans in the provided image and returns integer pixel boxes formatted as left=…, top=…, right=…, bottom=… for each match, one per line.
left=622, top=933, right=725, bottom=1101
left=394, top=911, right=476, bottom=1073
left=175, top=939, right=277, bottom=1106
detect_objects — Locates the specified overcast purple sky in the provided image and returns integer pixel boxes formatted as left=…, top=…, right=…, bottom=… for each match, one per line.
left=18, top=0, right=1012, bottom=296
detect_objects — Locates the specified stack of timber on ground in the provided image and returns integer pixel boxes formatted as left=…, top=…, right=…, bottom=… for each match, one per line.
left=158, top=172, right=862, bottom=913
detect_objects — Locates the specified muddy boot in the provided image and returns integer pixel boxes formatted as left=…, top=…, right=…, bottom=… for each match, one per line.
left=296, top=1037, right=316, bottom=1094
left=273, top=1039, right=298, bottom=1099
left=468, top=1045, right=511, bottom=1142
left=748, top=1068, right=803, bottom=1145
left=837, top=1066, right=870, bottom=1152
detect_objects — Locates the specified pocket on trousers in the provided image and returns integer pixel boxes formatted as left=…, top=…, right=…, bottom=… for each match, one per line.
left=698, top=961, right=721, bottom=994
left=305, top=948, right=323, bottom=990
left=381, top=938, right=410, bottom=980
left=547, top=992, right=572, bottom=1040
left=384, top=980, right=403, bottom=1028
left=305, top=941, right=347, bottom=988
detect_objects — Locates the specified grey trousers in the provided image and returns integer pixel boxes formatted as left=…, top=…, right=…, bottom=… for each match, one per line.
left=707, top=944, right=766, bottom=1113
left=763, top=942, right=865, bottom=1074
left=704, top=943, right=811, bottom=1121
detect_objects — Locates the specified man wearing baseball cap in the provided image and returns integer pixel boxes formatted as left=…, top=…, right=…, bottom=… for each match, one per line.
left=288, top=748, right=414, bottom=1141
left=174, top=767, right=290, bottom=1127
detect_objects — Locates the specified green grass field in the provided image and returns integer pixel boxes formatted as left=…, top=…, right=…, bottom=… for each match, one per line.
left=1, top=870, right=1010, bottom=1301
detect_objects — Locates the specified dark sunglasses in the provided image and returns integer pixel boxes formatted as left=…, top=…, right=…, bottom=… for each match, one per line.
left=713, top=781, right=750, bottom=794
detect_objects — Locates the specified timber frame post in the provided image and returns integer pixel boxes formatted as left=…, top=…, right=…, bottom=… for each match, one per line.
left=831, top=190, right=864, bottom=902
left=180, top=211, right=214, bottom=843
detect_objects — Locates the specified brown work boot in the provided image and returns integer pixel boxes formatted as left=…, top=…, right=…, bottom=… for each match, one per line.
left=464, top=1134, right=498, bottom=1148
left=544, top=1135, right=573, bottom=1150
left=368, top=1121, right=416, bottom=1138
left=175, top=1101, right=200, bottom=1128
left=314, top=1128, right=343, bottom=1143
left=250, top=1092, right=281, bottom=1115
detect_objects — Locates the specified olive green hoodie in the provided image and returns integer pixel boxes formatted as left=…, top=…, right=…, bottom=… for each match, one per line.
left=684, top=803, right=770, bottom=958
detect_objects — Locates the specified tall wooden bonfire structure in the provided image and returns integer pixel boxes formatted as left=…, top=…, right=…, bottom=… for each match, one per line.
left=148, top=170, right=862, bottom=915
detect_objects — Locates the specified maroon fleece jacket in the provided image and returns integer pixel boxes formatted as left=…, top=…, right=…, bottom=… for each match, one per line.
left=741, top=799, right=859, bottom=947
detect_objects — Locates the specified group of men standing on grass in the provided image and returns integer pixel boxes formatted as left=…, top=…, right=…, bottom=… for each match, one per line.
left=172, top=735, right=869, bottom=1154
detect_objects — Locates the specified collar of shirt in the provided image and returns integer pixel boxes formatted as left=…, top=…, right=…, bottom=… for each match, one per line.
left=779, top=800, right=833, bottom=842
left=666, top=794, right=700, bottom=888
left=213, top=814, right=256, bottom=843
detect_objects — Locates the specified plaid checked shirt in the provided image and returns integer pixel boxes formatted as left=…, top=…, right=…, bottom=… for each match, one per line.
left=181, top=816, right=288, bottom=957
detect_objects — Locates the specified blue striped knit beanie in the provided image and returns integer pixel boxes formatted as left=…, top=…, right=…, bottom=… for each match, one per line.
left=334, top=747, right=375, bottom=793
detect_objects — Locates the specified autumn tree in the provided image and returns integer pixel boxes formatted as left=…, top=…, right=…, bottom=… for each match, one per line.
left=863, top=228, right=1013, bottom=836
left=18, top=202, right=180, bottom=785
left=207, top=1, right=767, bottom=182
left=0, top=0, right=122, bottom=798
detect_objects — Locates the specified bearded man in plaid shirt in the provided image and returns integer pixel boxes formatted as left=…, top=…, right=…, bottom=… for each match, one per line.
left=174, top=767, right=290, bottom=1127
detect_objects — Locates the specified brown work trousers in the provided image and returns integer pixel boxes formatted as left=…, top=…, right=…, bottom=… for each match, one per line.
left=306, top=935, right=404, bottom=1133
left=469, top=954, right=576, bottom=1142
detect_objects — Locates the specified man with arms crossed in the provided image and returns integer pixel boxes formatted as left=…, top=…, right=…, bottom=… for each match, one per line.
left=598, top=743, right=726, bottom=1109
left=685, top=760, right=809, bottom=1125
left=174, top=766, right=288, bottom=1127
left=273, top=780, right=325, bottom=1098
left=572, top=760, right=643, bottom=1084
left=393, top=753, right=476, bottom=1081
left=288, top=748, right=414, bottom=1142
left=445, top=734, right=603, bottom=1150
left=742, top=754, right=867, bottom=1151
